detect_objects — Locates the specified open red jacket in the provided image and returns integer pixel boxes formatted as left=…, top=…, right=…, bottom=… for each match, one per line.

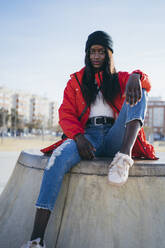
left=41, top=67, right=157, bottom=160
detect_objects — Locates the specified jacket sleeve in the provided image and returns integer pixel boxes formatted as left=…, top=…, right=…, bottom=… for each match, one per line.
left=59, top=79, right=85, bottom=139
left=118, top=70, right=151, bottom=95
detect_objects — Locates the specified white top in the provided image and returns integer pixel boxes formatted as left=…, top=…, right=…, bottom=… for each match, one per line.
left=89, top=91, right=114, bottom=118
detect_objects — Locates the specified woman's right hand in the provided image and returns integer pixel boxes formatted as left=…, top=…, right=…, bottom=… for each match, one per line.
left=74, top=134, right=96, bottom=160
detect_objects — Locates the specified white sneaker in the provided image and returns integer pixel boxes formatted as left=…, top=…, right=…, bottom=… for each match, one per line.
left=108, top=152, right=134, bottom=186
left=21, top=237, right=46, bottom=248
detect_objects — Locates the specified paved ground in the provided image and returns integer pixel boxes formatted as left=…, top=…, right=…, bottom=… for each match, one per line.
left=0, top=136, right=59, bottom=152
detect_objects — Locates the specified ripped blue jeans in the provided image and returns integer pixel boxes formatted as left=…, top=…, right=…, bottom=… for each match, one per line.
left=36, top=89, right=147, bottom=211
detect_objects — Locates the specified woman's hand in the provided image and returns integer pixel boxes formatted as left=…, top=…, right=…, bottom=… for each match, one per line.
left=74, top=134, right=96, bottom=160
left=125, top=73, right=142, bottom=106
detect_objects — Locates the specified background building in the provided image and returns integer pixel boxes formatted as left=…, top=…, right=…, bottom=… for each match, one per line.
left=0, top=86, right=58, bottom=134
left=0, top=86, right=13, bottom=113
left=144, top=97, right=165, bottom=140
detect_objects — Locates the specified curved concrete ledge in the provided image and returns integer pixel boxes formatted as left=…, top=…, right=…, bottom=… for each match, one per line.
left=0, top=150, right=165, bottom=248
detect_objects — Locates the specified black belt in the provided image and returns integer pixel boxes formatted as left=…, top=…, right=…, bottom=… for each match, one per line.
left=86, top=116, right=115, bottom=126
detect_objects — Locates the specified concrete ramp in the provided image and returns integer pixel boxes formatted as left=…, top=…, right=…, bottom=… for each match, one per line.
left=0, top=150, right=165, bottom=248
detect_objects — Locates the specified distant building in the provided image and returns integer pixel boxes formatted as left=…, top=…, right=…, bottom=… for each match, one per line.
left=144, top=97, right=165, bottom=136
left=0, top=86, right=58, bottom=129
left=0, top=86, right=13, bottom=112
left=49, top=102, right=58, bottom=127
left=30, top=95, right=49, bottom=124
left=12, top=92, right=31, bottom=123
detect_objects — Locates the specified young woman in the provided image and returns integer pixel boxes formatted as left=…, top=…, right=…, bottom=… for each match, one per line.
left=21, top=31, right=157, bottom=248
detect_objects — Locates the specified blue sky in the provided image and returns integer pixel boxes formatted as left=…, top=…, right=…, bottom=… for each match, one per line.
left=0, top=0, right=165, bottom=106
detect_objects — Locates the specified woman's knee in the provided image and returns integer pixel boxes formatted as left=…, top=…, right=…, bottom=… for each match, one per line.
left=45, top=139, right=79, bottom=171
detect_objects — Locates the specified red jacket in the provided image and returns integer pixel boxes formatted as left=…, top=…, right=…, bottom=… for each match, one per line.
left=41, top=67, right=157, bottom=160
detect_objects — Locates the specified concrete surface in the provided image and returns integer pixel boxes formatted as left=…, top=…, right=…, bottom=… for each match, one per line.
left=0, top=150, right=165, bottom=248
left=0, top=152, right=20, bottom=194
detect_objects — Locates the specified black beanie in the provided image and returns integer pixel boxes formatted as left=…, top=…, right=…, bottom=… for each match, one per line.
left=85, top=31, right=113, bottom=53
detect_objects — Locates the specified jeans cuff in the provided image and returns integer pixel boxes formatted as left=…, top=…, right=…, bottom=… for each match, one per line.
left=36, top=203, right=53, bottom=211
left=125, top=117, right=144, bottom=127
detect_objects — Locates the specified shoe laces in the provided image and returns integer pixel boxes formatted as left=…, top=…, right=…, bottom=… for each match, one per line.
left=110, top=161, right=128, bottom=177
left=109, top=153, right=132, bottom=177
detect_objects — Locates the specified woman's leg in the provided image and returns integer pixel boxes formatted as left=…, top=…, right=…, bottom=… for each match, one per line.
left=103, top=89, right=147, bottom=185
left=29, top=127, right=102, bottom=246
left=104, top=89, right=148, bottom=157
left=30, top=139, right=82, bottom=245
left=30, top=208, right=51, bottom=246
left=119, top=119, right=141, bottom=156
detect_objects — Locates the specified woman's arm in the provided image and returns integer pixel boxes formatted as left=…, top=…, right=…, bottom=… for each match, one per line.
left=59, top=80, right=85, bottom=139
left=118, top=70, right=151, bottom=106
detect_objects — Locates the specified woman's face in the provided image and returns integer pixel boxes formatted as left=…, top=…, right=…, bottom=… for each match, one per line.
left=89, top=44, right=106, bottom=69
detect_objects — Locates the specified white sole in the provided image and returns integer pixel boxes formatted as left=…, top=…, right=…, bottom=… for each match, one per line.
left=107, top=178, right=127, bottom=186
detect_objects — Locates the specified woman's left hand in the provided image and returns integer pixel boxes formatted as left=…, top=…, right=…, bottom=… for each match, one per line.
left=125, top=73, right=142, bottom=106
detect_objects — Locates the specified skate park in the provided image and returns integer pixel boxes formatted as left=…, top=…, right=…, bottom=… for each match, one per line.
left=0, top=149, right=165, bottom=248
